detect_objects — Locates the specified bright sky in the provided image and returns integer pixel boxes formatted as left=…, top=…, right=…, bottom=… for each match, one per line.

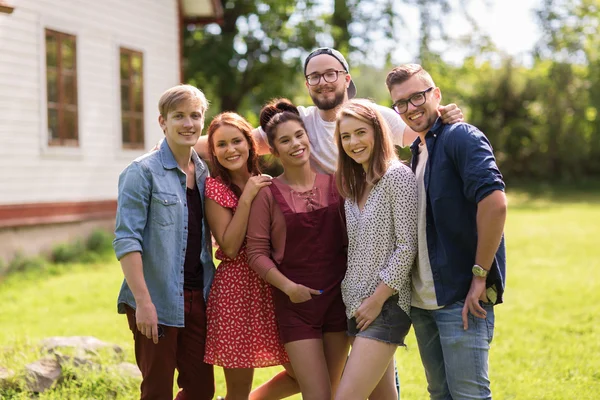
left=389, top=0, right=543, bottom=66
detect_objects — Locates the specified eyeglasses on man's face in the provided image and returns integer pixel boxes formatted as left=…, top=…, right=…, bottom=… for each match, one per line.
left=306, top=70, right=347, bottom=86
left=392, top=87, right=434, bottom=114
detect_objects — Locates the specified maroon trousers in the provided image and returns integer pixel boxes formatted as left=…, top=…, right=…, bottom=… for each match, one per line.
left=125, top=289, right=214, bottom=400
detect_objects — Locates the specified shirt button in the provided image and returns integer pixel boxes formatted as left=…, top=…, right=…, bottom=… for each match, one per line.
left=180, top=292, right=183, bottom=296
left=164, top=199, right=168, bottom=204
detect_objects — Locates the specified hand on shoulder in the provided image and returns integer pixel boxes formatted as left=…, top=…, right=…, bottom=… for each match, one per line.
left=240, top=175, right=272, bottom=204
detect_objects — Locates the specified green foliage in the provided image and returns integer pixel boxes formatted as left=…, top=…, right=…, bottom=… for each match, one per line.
left=51, top=241, right=86, bottom=264
left=50, top=229, right=114, bottom=264
left=0, top=341, right=138, bottom=400
left=3, top=252, right=48, bottom=276
left=185, top=0, right=322, bottom=115
left=0, top=230, right=114, bottom=280
left=85, top=229, right=114, bottom=255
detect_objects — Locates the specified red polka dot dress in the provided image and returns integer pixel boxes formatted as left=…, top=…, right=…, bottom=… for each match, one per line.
left=204, top=177, right=289, bottom=368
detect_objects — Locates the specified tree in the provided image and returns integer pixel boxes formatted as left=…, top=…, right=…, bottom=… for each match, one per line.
left=184, top=1, right=322, bottom=115
left=534, top=0, right=600, bottom=178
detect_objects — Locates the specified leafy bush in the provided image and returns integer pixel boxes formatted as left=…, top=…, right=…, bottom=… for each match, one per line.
left=51, top=240, right=86, bottom=264
left=51, top=229, right=114, bottom=264
left=1, top=229, right=115, bottom=279
left=6, top=252, right=48, bottom=275
left=85, top=229, right=113, bottom=255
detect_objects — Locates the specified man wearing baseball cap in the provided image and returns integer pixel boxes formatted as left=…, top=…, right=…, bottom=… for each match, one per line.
left=254, top=47, right=462, bottom=174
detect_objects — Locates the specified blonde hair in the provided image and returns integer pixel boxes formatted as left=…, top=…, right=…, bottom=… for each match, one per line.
left=335, top=99, right=397, bottom=202
left=158, top=84, right=208, bottom=119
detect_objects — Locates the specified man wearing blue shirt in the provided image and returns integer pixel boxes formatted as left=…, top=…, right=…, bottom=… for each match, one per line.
left=386, top=64, right=507, bottom=399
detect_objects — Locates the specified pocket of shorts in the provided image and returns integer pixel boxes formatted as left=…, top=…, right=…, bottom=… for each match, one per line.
left=151, top=193, right=179, bottom=227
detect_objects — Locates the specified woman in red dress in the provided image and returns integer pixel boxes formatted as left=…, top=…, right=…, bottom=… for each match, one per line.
left=247, top=99, right=350, bottom=400
left=203, top=112, right=298, bottom=400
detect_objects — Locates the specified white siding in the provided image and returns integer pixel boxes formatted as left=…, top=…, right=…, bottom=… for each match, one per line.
left=0, top=0, right=181, bottom=205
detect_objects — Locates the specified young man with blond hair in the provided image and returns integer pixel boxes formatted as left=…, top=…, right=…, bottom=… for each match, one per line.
left=114, top=84, right=215, bottom=400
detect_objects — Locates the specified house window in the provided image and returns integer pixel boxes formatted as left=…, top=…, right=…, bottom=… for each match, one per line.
left=46, top=29, right=78, bottom=146
left=120, top=48, right=144, bottom=149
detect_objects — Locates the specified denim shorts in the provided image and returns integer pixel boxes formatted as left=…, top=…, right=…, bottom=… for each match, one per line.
left=347, top=295, right=412, bottom=346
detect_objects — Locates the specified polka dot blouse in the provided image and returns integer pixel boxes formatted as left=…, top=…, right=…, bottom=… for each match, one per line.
left=341, top=160, right=418, bottom=319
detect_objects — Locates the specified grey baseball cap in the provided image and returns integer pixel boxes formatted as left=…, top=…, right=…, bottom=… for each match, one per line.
left=304, top=47, right=357, bottom=99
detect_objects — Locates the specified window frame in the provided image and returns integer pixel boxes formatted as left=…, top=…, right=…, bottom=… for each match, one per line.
left=45, top=28, right=79, bottom=147
left=119, top=47, right=145, bottom=150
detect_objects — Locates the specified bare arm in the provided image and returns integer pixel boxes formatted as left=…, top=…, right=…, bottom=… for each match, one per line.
left=194, top=136, right=209, bottom=159
left=475, top=190, right=507, bottom=270
left=252, top=127, right=272, bottom=155
left=403, top=126, right=418, bottom=147
left=120, top=252, right=159, bottom=344
left=462, top=190, right=507, bottom=329
left=206, top=176, right=271, bottom=259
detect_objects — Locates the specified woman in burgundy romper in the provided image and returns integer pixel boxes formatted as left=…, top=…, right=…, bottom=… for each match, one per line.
left=247, top=99, right=350, bottom=400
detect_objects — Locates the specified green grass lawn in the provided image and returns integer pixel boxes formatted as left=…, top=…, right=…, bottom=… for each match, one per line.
left=1, top=187, right=599, bottom=399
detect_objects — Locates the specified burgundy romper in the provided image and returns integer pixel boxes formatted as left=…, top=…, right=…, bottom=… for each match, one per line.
left=268, top=174, right=348, bottom=344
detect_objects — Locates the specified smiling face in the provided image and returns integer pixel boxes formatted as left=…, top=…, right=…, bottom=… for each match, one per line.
left=389, top=75, right=441, bottom=134
left=159, top=99, right=204, bottom=151
left=211, top=124, right=250, bottom=173
left=339, top=115, right=375, bottom=171
left=271, top=120, right=311, bottom=168
left=304, top=54, right=349, bottom=111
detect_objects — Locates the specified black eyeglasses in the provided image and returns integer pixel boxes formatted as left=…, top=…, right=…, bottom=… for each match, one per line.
left=306, top=70, right=347, bottom=86
left=392, top=87, right=434, bottom=114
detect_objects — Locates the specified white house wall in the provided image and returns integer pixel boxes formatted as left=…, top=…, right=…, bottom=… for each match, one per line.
left=0, top=0, right=181, bottom=205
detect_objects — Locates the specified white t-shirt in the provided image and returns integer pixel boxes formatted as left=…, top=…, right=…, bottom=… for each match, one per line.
left=411, top=143, right=442, bottom=310
left=258, top=103, right=407, bottom=174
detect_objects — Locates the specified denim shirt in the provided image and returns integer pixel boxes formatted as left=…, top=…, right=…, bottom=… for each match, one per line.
left=410, top=119, right=506, bottom=307
left=113, top=139, right=215, bottom=327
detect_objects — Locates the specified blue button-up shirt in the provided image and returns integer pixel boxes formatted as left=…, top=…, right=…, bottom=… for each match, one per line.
left=410, top=119, right=506, bottom=306
left=113, top=140, right=215, bottom=327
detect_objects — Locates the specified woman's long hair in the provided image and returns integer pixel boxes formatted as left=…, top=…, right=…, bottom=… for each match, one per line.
left=206, top=112, right=261, bottom=197
left=335, top=99, right=397, bottom=202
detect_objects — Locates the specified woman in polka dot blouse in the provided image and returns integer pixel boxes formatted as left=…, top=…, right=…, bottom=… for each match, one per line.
left=334, top=99, right=418, bottom=400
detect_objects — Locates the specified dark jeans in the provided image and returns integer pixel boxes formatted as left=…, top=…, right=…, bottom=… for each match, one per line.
left=125, top=289, right=214, bottom=400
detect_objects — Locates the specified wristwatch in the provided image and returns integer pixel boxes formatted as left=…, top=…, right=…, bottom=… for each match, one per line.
left=472, top=264, right=489, bottom=278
